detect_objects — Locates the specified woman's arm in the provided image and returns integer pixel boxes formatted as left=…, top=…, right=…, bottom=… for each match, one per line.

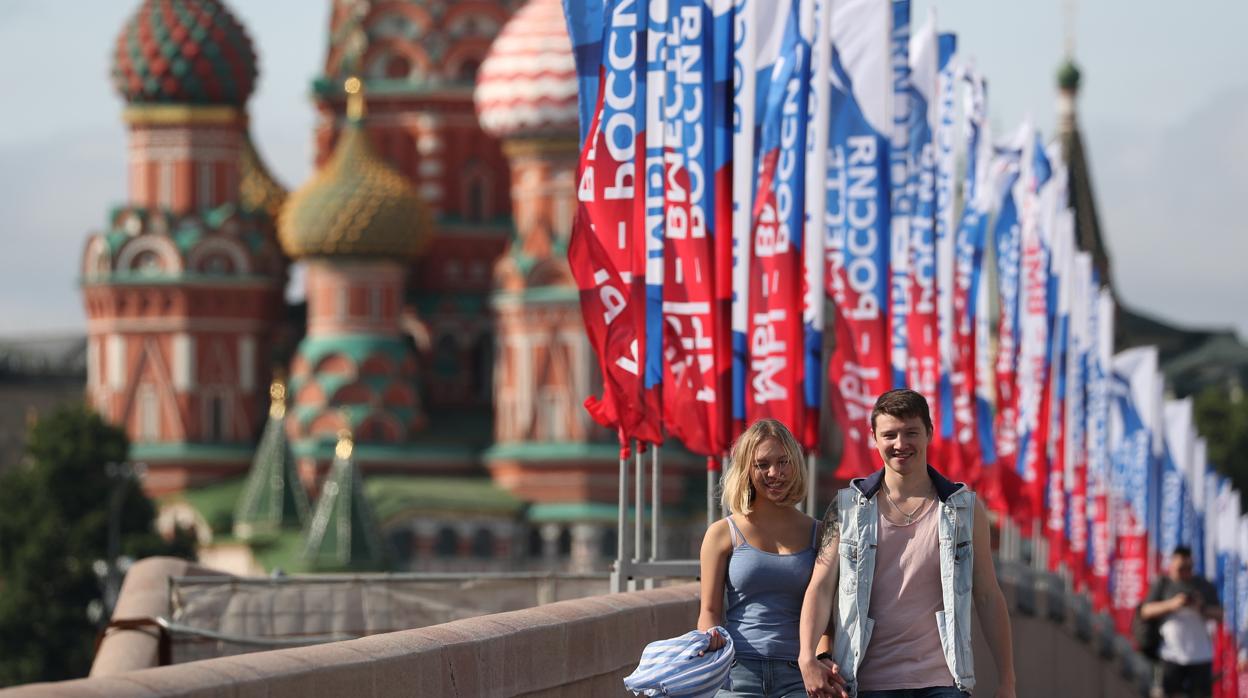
left=698, top=519, right=732, bottom=650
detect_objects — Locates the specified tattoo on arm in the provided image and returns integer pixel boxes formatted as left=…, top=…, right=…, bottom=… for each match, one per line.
left=817, top=501, right=840, bottom=564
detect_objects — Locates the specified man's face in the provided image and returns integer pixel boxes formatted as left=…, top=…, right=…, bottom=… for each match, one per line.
left=871, top=413, right=931, bottom=474
left=1169, top=553, right=1194, bottom=581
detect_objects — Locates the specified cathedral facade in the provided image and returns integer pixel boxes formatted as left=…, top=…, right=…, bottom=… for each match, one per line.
left=81, top=0, right=700, bottom=574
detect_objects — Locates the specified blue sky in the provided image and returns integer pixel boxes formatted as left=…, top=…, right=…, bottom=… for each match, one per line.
left=0, top=0, right=1244, bottom=338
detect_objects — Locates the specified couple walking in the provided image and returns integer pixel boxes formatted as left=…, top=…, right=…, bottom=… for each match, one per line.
left=698, top=389, right=1017, bottom=698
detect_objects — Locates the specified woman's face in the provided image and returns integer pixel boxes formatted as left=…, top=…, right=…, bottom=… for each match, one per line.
left=749, top=437, right=793, bottom=506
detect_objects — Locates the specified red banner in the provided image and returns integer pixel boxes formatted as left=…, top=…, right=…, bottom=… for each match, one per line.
left=746, top=150, right=805, bottom=436
left=570, top=68, right=662, bottom=444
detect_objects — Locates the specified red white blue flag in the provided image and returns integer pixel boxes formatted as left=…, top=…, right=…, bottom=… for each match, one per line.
left=745, top=0, right=810, bottom=437
left=824, top=0, right=893, bottom=479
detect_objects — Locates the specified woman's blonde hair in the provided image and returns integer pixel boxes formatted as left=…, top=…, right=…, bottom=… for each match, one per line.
left=720, top=418, right=807, bottom=515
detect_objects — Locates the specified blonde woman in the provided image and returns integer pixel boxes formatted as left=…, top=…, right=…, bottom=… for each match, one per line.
left=698, top=419, right=836, bottom=698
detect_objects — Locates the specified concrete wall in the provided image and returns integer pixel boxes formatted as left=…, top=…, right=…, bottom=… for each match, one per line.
left=4, top=559, right=1150, bottom=697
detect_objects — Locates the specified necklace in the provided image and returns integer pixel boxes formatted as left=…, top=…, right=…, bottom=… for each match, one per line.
left=882, top=483, right=930, bottom=525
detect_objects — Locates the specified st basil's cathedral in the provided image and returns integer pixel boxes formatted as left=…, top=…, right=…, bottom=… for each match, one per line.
left=78, top=0, right=702, bottom=574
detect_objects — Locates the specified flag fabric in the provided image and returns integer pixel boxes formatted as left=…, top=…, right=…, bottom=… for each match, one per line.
left=887, top=0, right=912, bottom=389
left=731, top=0, right=787, bottom=438
left=946, top=65, right=993, bottom=491
left=824, top=0, right=894, bottom=478
left=563, top=0, right=605, bottom=145
left=932, top=34, right=960, bottom=464
left=567, top=0, right=664, bottom=446
left=990, top=124, right=1028, bottom=515
left=1086, top=286, right=1115, bottom=612
left=745, top=0, right=811, bottom=437
left=1013, top=131, right=1055, bottom=530
left=802, top=0, right=833, bottom=451
left=904, top=10, right=940, bottom=445
left=660, top=0, right=729, bottom=456
left=1108, top=346, right=1159, bottom=634
left=1063, top=252, right=1092, bottom=586
left=1045, top=204, right=1074, bottom=572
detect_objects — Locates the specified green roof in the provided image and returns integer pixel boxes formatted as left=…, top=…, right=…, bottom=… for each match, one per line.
left=365, top=476, right=524, bottom=523
left=131, top=442, right=255, bottom=462
left=301, top=444, right=387, bottom=571
left=168, top=476, right=247, bottom=535
left=233, top=412, right=311, bottom=539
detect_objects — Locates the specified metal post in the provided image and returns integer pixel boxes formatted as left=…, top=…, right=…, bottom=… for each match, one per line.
left=650, top=446, right=661, bottom=562
left=806, top=452, right=818, bottom=515
left=612, top=446, right=631, bottom=593
left=647, top=446, right=661, bottom=590
left=633, top=442, right=645, bottom=591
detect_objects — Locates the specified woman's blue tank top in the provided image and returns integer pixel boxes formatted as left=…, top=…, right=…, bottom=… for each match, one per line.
left=723, top=515, right=818, bottom=661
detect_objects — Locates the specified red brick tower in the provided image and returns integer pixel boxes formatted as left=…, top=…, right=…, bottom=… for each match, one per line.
left=475, top=0, right=618, bottom=505
left=279, top=77, right=433, bottom=475
left=314, top=0, right=521, bottom=419
left=81, top=0, right=286, bottom=494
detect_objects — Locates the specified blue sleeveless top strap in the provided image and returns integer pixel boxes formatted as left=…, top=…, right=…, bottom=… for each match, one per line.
left=722, top=515, right=818, bottom=661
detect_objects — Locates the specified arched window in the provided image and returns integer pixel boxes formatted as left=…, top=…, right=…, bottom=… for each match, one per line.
left=385, top=54, right=410, bottom=79
left=527, top=527, right=543, bottom=558
left=599, top=527, right=618, bottom=560
left=557, top=527, right=572, bottom=558
left=435, top=527, right=459, bottom=558
left=471, top=528, right=495, bottom=558
left=456, top=58, right=480, bottom=84
left=388, top=528, right=415, bottom=567
left=433, top=334, right=460, bottom=379
left=470, top=333, right=493, bottom=403
left=462, top=169, right=491, bottom=222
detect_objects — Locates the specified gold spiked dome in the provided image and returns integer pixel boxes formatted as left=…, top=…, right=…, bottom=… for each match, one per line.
left=240, top=134, right=288, bottom=220
left=269, top=379, right=287, bottom=419
left=278, top=78, right=430, bottom=260
left=335, top=428, right=354, bottom=460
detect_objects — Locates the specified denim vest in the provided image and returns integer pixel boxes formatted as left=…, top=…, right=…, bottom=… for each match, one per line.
left=831, top=466, right=976, bottom=695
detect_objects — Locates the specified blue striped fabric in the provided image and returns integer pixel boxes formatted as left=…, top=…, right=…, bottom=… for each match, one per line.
left=623, top=627, right=734, bottom=697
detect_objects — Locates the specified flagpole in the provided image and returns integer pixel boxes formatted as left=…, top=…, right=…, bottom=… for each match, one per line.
left=633, top=440, right=645, bottom=591
left=612, top=439, right=631, bottom=593
left=650, top=445, right=661, bottom=571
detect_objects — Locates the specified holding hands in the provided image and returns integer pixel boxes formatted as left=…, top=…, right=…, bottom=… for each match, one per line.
left=798, top=653, right=848, bottom=698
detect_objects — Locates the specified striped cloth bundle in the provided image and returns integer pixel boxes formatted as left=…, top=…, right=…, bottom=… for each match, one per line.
left=623, top=627, right=735, bottom=697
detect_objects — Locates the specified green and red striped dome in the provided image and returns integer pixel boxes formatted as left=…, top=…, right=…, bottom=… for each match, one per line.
left=112, top=0, right=258, bottom=106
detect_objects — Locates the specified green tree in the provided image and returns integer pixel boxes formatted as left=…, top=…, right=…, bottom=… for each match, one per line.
left=1192, top=386, right=1248, bottom=501
left=0, top=404, right=194, bottom=686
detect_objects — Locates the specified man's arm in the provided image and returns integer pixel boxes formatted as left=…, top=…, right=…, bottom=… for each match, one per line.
left=799, top=503, right=846, bottom=697
left=1139, top=580, right=1184, bottom=621
left=971, top=499, right=1016, bottom=698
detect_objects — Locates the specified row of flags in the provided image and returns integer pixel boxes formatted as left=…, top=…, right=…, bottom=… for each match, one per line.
left=561, top=1, right=1245, bottom=690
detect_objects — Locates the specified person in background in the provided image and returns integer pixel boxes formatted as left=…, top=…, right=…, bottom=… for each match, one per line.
left=1140, top=546, right=1221, bottom=698
left=698, top=418, right=845, bottom=698
left=797, top=389, right=1016, bottom=698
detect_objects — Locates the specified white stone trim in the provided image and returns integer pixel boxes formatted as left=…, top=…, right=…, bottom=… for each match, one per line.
left=238, top=336, right=255, bottom=392
left=172, top=333, right=195, bottom=391
left=107, top=335, right=126, bottom=390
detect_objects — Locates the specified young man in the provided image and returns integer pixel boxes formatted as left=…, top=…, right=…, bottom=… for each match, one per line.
left=1140, top=546, right=1221, bottom=698
left=797, top=389, right=1017, bottom=698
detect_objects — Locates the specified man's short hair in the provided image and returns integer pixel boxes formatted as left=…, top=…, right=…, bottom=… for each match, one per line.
left=1172, top=545, right=1193, bottom=559
left=870, top=389, right=934, bottom=434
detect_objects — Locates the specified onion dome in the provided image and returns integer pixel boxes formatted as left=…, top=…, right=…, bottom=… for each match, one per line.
left=240, top=134, right=288, bottom=220
left=475, top=0, right=579, bottom=139
left=1057, top=59, right=1082, bottom=93
left=278, top=78, right=431, bottom=259
left=112, top=0, right=258, bottom=106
